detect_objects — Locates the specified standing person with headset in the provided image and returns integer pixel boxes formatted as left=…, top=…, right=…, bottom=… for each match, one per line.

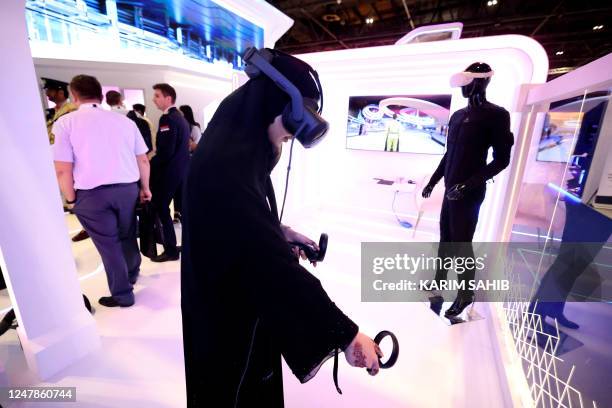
left=180, top=48, right=383, bottom=407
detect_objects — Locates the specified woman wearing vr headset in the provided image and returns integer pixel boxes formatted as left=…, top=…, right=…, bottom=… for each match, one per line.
left=180, top=49, right=382, bottom=407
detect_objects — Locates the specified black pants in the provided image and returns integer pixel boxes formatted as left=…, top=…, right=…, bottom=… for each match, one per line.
left=173, top=180, right=183, bottom=216
left=531, top=201, right=612, bottom=315
left=173, top=156, right=190, bottom=217
left=435, top=187, right=486, bottom=296
left=152, top=185, right=179, bottom=256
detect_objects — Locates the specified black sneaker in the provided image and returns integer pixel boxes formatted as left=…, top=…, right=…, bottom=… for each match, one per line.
left=444, top=294, right=474, bottom=317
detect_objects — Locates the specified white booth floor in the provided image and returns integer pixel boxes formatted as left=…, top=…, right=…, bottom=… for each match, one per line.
left=0, top=209, right=512, bottom=408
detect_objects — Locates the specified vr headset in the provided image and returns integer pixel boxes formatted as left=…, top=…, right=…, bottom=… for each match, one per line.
left=243, top=47, right=329, bottom=148
left=450, top=62, right=494, bottom=88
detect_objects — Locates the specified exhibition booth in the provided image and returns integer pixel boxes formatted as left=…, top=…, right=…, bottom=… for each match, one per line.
left=0, top=0, right=610, bottom=407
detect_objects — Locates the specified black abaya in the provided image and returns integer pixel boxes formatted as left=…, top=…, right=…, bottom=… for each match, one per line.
left=180, top=54, right=359, bottom=407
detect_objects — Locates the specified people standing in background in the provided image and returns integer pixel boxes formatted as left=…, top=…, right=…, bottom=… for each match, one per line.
left=132, top=104, right=154, bottom=136
left=127, top=106, right=153, bottom=153
left=43, top=78, right=77, bottom=145
left=173, top=105, right=202, bottom=223
left=150, top=83, right=190, bottom=262
left=53, top=75, right=151, bottom=307
left=132, top=104, right=156, bottom=157
left=105, top=90, right=128, bottom=115
left=179, top=105, right=202, bottom=153
left=43, top=78, right=89, bottom=242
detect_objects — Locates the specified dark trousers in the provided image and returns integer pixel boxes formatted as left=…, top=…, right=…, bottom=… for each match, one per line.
left=436, top=187, right=486, bottom=296
left=74, top=183, right=140, bottom=304
left=173, top=180, right=183, bottom=216
left=152, top=185, right=179, bottom=256
left=531, top=201, right=612, bottom=315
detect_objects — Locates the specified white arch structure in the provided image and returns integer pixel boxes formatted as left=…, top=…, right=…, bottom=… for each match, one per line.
left=378, top=97, right=450, bottom=126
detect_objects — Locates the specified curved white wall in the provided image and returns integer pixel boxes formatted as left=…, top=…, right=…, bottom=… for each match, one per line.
left=273, top=35, right=549, bottom=242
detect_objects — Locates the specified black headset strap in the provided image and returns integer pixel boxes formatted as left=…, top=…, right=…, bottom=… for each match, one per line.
left=275, top=49, right=324, bottom=114
left=255, top=48, right=323, bottom=115
left=245, top=49, right=305, bottom=122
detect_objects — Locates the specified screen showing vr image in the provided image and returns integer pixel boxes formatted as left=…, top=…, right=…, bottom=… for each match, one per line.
left=537, top=91, right=610, bottom=199
left=537, top=91, right=610, bottom=164
left=346, top=94, right=451, bottom=154
left=25, top=0, right=263, bottom=70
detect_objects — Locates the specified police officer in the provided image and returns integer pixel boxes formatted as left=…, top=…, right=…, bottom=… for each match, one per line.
left=43, top=78, right=77, bottom=145
left=150, top=83, right=190, bottom=262
left=43, top=78, right=91, bottom=242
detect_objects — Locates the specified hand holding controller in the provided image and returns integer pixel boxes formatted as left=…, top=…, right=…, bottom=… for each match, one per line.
left=289, top=233, right=328, bottom=263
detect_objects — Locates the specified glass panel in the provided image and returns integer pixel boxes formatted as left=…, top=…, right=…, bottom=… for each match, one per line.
left=510, top=88, right=612, bottom=407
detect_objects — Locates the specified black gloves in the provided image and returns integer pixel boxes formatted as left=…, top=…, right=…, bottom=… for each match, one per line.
left=422, top=184, right=434, bottom=198
left=446, top=183, right=467, bottom=200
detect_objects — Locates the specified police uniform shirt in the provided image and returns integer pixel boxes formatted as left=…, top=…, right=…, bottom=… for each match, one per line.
left=47, top=102, right=77, bottom=145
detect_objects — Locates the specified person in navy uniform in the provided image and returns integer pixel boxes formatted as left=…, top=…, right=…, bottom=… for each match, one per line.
left=150, top=83, right=190, bottom=262
left=422, top=62, right=514, bottom=317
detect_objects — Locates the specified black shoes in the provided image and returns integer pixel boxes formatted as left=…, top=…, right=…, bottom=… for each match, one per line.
left=529, top=301, right=580, bottom=330
left=444, top=294, right=474, bottom=317
left=555, top=314, right=580, bottom=329
left=429, top=295, right=445, bottom=315
left=72, top=229, right=90, bottom=242
left=98, top=296, right=134, bottom=308
left=151, top=251, right=180, bottom=263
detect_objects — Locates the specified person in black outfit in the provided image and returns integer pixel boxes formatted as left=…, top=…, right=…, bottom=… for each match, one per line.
left=180, top=50, right=382, bottom=407
left=422, top=62, right=514, bottom=317
left=127, top=104, right=153, bottom=153
left=172, top=105, right=202, bottom=224
left=150, top=83, right=190, bottom=262
left=529, top=199, right=611, bottom=331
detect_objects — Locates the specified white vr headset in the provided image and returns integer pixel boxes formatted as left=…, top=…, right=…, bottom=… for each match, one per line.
left=450, top=70, right=495, bottom=88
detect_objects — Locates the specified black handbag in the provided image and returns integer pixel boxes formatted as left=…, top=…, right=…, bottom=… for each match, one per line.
left=137, top=202, right=165, bottom=259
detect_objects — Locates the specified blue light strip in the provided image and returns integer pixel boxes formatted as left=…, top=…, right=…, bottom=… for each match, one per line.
left=546, top=182, right=581, bottom=203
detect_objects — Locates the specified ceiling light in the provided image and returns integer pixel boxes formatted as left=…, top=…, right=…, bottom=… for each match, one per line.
left=593, top=25, right=604, bottom=30
left=322, top=14, right=341, bottom=22
left=487, top=0, right=498, bottom=6
left=556, top=51, right=564, bottom=55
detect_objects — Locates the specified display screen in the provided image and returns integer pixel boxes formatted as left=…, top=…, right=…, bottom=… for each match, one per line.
left=537, top=91, right=610, bottom=199
left=25, top=0, right=263, bottom=70
left=537, top=92, right=609, bottom=163
left=346, top=95, right=451, bottom=154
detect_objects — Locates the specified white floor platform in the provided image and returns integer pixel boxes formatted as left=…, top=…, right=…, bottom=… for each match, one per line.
left=0, top=208, right=512, bottom=408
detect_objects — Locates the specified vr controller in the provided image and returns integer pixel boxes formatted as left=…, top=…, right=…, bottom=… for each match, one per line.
left=289, top=233, right=328, bottom=263
left=372, top=330, right=399, bottom=370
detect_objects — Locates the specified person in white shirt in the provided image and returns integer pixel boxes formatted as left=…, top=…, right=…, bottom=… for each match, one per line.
left=53, top=75, right=151, bottom=308
left=106, top=90, right=129, bottom=115
left=172, top=104, right=202, bottom=224
left=178, top=105, right=202, bottom=152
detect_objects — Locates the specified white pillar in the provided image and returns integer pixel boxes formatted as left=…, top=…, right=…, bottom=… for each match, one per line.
left=0, top=0, right=100, bottom=380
